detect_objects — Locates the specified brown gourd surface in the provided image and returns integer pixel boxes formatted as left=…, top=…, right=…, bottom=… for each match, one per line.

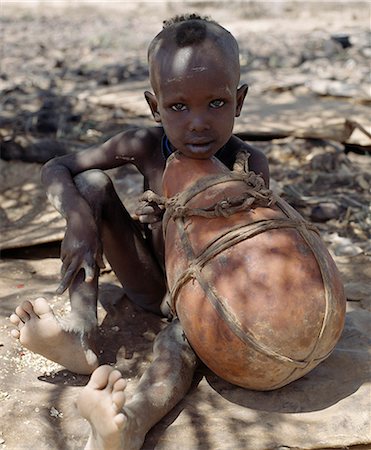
left=162, top=151, right=346, bottom=390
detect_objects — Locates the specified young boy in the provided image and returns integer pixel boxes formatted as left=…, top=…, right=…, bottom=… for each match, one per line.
left=10, top=14, right=269, bottom=449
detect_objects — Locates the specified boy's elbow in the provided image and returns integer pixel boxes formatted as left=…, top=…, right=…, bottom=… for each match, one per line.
left=41, top=159, right=54, bottom=185
left=41, top=157, right=63, bottom=186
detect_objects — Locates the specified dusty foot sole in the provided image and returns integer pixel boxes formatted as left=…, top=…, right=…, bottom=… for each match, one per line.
left=78, top=365, right=144, bottom=450
left=9, top=297, right=98, bottom=374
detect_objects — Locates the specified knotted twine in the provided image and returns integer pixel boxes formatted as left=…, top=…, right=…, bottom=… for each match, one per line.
left=140, top=151, right=337, bottom=387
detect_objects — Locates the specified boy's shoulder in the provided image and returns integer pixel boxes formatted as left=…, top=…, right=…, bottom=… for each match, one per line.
left=218, top=135, right=266, bottom=166
left=116, top=125, right=163, bottom=149
left=109, top=126, right=164, bottom=167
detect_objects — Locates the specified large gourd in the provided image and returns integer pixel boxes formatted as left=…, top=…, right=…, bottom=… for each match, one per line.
left=162, top=151, right=346, bottom=390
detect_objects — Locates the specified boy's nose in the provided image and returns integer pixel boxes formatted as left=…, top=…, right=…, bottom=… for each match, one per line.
left=188, top=114, right=210, bottom=132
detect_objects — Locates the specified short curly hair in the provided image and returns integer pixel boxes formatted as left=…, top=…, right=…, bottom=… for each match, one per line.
left=148, top=14, right=240, bottom=89
left=162, top=13, right=211, bottom=28
left=148, top=13, right=237, bottom=54
left=163, top=14, right=211, bottom=47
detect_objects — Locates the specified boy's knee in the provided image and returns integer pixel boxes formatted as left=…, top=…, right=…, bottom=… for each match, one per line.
left=74, top=170, right=114, bottom=204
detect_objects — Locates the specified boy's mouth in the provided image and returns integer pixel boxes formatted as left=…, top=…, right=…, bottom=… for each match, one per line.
left=185, top=141, right=214, bottom=155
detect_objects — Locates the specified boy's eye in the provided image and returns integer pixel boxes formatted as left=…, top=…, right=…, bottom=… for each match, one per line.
left=210, top=99, right=225, bottom=109
left=171, top=103, right=187, bottom=111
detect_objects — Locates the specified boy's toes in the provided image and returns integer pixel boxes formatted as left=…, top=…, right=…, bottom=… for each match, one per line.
left=112, top=378, right=127, bottom=393
left=112, top=390, right=126, bottom=412
left=107, top=369, right=123, bottom=389
left=9, top=313, right=23, bottom=327
left=10, top=328, right=21, bottom=339
left=33, top=297, right=54, bottom=317
left=88, top=365, right=114, bottom=390
left=21, top=299, right=42, bottom=318
left=9, top=312, right=23, bottom=339
left=14, top=304, right=30, bottom=323
left=113, top=412, right=126, bottom=428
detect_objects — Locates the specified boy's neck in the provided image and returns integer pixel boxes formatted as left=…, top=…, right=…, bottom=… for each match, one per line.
left=161, top=133, right=227, bottom=160
left=161, top=134, right=174, bottom=160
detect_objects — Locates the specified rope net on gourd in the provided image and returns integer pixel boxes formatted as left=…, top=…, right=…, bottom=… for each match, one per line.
left=139, top=151, right=334, bottom=381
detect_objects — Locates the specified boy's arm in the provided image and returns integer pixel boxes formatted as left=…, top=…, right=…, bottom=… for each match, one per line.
left=41, top=128, right=148, bottom=293
left=42, top=160, right=103, bottom=294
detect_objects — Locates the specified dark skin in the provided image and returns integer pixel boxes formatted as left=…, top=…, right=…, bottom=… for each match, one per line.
left=10, top=28, right=270, bottom=450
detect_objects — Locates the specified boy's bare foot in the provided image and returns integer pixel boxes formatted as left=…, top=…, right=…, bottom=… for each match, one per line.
left=9, top=297, right=99, bottom=375
left=77, top=365, right=145, bottom=450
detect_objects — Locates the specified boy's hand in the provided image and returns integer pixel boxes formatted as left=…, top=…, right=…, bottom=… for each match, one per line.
left=134, top=203, right=165, bottom=230
left=56, top=217, right=105, bottom=294
left=135, top=190, right=165, bottom=230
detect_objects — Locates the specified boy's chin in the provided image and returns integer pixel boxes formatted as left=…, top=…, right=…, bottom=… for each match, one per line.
left=181, top=152, right=213, bottom=160
left=179, top=146, right=217, bottom=160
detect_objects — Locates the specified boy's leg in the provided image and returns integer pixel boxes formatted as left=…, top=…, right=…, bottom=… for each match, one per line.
left=86, top=170, right=167, bottom=315
left=10, top=170, right=166, bottom=374
left=63, top=169, right=166, bottom=333
left=77, top=320, right=198, bottom=450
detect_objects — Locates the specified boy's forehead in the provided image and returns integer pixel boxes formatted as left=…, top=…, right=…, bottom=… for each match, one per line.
left=156, top=42, right=222, bottom=70
left=151, top=38, right=238, bottom=89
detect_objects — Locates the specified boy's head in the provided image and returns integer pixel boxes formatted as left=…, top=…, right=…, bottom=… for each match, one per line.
left=148, top=14, right=241, bottom=89
left=145, top=14, right=248, bottom=159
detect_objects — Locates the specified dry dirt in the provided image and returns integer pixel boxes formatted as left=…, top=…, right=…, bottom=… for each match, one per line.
left=0, top=2, right=370, bottom=449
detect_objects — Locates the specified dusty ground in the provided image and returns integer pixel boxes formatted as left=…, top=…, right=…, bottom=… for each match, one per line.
left=0, top=1, right=370, bottom=449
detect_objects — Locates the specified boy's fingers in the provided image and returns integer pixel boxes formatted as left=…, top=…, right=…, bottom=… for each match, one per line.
left=141, top=205, right=155, bottom=213
left=136, top=203, right=164, bottom=215
left=83, top=264, right=96, bottom=283
left=147, top=215, right=161, bottom=223
left=138, top=215, right=153, bottom=223
left=135, top=205, right=155, bottom=216
left=60, top=255, right=71, bottom=277
left=56, top=277, right=70, bottom=295
left=57, top=261, right=79, bottom=294
left=148, top=222, right=161, bottom=230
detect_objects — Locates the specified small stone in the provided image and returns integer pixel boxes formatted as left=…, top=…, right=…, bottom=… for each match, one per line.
left=331, top=33, right=352, bottom=49
left=345, top=282, right=370, bottom=302
left=310, top=202, right=341, bottom=222
left=49, top=406, right=63, bottom=418
left=355, top=174, right=370, bottom=191
left=333, top=243, right=363, bottom=257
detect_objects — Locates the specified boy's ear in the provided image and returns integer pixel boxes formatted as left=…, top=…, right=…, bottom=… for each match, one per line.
left=235, top=84, right=248, bottom=117
left=144, top=91, right=161, bottom=123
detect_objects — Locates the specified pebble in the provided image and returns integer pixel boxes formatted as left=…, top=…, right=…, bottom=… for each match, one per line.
left=345, top=281, right=370, bottom=302
left=333, top=243, right=363, bottom=257
left=331, top=33, right=352, bottom=49
left=310, top=202, right=341, bottom=222
left=49, top=406, right=63, bottom=418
